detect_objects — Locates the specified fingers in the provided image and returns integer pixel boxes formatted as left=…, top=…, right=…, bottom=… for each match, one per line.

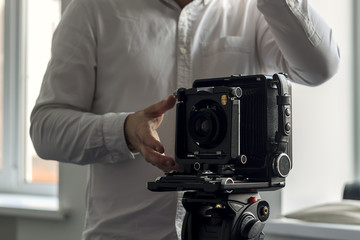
left=144, top=95, right=176, bottom=118
left=124, top=95, right=178, bottom=172
left=139, top=131, right=178, bottom=172
left=141, top=145, right=178, bottom=172
left=124, top=109, right=165, bottom=153
left=138, top=122, right=179, bottom=172
left=141, top=131, right=165, bottom=154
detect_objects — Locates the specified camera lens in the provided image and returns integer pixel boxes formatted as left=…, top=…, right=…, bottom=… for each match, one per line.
left=194, top=116, right=211, bottom=137
left=188, top=100, right=226, bottom=149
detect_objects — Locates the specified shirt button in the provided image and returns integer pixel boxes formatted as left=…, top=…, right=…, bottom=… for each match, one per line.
left=180, top=47, right=187, bottom=55
left=288, top=0, right=295, bottom=8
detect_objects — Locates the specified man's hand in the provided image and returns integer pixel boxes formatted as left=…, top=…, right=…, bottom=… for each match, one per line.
left=124, top=95, right=178, bottom=172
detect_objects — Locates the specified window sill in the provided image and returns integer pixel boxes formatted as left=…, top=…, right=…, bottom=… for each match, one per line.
left=264, top=218, right=360, bottom=240
left=0, top=193, right=68, bottom=220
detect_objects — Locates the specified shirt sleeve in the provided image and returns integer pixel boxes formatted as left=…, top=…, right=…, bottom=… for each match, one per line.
left=256, top=0, right=340, bottom=85
left=30, top=0, right=136, bottom=164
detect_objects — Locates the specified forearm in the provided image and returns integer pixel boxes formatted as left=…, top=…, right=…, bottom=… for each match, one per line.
left=257, top=0, right=340, bottom=85
left=30, top=105, right=135, bottom=165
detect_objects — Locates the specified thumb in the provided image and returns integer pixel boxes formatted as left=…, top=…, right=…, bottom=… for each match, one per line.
left=144, top=95, right=176, bottom=117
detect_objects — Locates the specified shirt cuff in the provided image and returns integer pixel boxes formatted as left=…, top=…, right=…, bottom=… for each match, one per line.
left=102, top=112, right=137, bottom=162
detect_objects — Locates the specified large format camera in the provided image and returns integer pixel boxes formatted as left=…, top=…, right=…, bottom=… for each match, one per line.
left=148, top=73, right=293, bottom=240
left=148, top=73, right=292, bottom=193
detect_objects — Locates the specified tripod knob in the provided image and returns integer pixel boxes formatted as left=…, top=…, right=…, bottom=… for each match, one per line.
left=235, top=214, right=263, bottom=240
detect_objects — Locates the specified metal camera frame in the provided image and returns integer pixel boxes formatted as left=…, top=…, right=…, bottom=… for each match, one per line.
left=148, top=73, right=293, bottom=240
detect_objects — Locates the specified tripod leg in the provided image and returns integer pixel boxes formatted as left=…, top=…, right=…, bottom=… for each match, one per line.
left=181, top=211, right=192, bottom=240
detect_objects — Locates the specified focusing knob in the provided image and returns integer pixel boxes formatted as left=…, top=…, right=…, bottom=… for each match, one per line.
left=272, top=153, right=292, bottom=178
left=173, top=88, right=186, bottom=100
left=231, top=87, right=242, bottom=98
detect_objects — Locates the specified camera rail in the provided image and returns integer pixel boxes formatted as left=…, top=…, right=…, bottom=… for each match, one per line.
left=147, top=173, right=285, bottom=193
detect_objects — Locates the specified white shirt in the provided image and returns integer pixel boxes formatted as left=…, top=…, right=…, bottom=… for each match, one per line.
left=30, top=0, right=339, bottom=239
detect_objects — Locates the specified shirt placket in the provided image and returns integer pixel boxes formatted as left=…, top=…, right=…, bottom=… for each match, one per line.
left=176, top=4, right=197, bottom=89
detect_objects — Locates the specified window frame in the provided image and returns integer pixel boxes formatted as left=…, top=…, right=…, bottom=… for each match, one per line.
left=354, top=0, right=360, bottom=178
left=0, top=0, right=57, bottom=196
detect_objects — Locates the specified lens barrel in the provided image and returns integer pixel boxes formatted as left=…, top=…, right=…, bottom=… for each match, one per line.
left=188, top=101, right=226, bottom=149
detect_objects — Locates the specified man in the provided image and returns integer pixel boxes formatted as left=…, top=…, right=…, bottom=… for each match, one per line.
left=30, top=0, right=339, bottom=239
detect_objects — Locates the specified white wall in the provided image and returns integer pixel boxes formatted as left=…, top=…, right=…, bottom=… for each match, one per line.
left=17, top=164, right=88, bottom=240
left=282, top=0, right=354, bottom=214
left=0, top=217, right=16, bottom=239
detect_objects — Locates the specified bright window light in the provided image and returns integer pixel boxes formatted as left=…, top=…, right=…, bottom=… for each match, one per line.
left=24, top=0, right=61, bottom=184
left=0, top=0, right=4, bottom=171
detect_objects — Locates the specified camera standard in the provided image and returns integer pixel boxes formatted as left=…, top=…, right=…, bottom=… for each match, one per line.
left=148, top=73, right=293, bottom=240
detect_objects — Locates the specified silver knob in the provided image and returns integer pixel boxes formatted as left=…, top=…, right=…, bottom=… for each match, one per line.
left=272, top=153, right=291, bottom=178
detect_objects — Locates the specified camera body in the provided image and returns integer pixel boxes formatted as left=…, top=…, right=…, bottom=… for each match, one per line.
left=148, top=73, right=292, bottom=193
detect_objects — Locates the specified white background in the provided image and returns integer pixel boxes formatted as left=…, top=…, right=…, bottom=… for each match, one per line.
left=282, top=0, right=354, bottom=214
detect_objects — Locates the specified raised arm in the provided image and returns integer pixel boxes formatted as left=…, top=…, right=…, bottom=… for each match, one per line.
left=256, top=0, right=340, bottom=85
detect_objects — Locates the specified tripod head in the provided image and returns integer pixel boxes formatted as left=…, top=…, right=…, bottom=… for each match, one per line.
left=181, top=191, right=269, bottom=240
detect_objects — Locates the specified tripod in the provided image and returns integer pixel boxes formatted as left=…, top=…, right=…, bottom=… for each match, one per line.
left=181, top=191, right=270, bottom=240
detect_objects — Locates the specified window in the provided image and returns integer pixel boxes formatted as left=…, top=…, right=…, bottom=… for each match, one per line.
left=354, top=0, right=360, bottom=178
left=24, top=0, right=61, bottom=184
left=0, top=0, right=3, bottom=172
left=0, top=0, right=61, bottom=196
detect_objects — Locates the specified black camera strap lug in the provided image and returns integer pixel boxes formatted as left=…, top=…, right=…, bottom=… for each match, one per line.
left=273, top=73, right=292, bottom=149
left=272, top=73, right=293, bottom=177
